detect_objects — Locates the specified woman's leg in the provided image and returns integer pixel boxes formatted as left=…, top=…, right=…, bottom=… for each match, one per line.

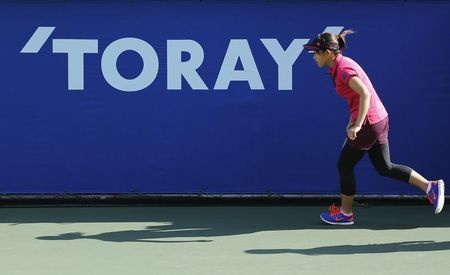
left=368, top=142, right=445, bottom=214
left=367, top=143, right=429, bottom=192
left=409, top=171, right=430, bottom=193
left=337, top=143, right=366, bottom=214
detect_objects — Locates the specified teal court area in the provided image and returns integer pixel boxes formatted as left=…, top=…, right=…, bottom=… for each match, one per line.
left=1, top=204, right=449, bottom=275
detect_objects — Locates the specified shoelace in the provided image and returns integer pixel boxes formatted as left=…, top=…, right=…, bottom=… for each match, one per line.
left=328, top=203, right=341, bottom=217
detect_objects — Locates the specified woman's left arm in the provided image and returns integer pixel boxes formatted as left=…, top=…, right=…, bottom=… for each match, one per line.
left=347, top=76, right=371, bottom=140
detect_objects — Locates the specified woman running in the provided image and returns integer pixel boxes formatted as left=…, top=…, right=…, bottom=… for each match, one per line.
left=303, top=30, right=445, bottom=225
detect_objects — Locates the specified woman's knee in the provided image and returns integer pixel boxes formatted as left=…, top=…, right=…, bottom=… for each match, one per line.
left=375, top=163, right=393, bottom=177
left=376, top=163, right=413, bottom=182
left=337, top=158, right=355, bottom=174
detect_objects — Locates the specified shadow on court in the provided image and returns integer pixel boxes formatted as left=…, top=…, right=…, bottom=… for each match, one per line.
left=245, top=241, right=450, bottom=255
left=2, top=205, right=449, bottom=249
left=1, top=205, right=446, bottom=241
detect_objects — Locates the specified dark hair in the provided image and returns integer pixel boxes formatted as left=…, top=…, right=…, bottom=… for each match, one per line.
left=318, top=29, right=355, bottom=53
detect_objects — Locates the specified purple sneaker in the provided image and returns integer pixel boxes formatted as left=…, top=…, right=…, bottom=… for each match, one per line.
left=427, top=180, right=445, bottom=214
left=320, top=204, right=354, bottom=225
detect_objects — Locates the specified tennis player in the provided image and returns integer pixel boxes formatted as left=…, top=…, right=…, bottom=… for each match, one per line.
left=303, top=30, right=445, bottom=225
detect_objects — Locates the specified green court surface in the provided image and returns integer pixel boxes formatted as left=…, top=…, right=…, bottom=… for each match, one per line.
left=1, top=204, right=449, bottom=275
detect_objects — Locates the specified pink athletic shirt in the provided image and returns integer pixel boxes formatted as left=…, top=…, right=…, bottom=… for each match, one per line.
left=328, top=54, right=388, bottom=125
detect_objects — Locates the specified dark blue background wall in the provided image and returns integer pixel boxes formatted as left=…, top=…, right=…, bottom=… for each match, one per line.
left=1, top=1, right=449, bottom=195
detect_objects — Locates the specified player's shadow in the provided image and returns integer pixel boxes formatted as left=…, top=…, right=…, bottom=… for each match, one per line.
left=26, top=204, right=450, bottom=245
left=245, top=240, right=450, bottom=255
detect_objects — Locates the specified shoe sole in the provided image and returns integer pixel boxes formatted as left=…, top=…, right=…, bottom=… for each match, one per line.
left=320, top=215, right=354, bottom=225
left=435, top=179, right=445, bottom=214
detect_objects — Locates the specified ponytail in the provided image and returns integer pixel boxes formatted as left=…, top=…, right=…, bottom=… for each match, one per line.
left=336, top=29, right=355, bottom=52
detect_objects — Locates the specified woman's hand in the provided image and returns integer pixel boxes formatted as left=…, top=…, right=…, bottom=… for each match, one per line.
left=347, top=124, right=362, bottom=140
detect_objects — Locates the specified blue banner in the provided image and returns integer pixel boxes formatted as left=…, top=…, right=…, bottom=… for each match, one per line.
left=1, top=1, right=449, bottom=195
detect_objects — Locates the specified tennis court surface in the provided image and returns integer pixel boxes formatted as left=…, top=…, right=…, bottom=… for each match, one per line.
left=1, top=203, right=449, bottom=275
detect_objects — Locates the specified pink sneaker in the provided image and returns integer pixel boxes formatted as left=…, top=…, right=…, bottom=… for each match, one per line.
left=427, top=180, right=445, bottom=214
left=320, top=204, right=354, bottom=225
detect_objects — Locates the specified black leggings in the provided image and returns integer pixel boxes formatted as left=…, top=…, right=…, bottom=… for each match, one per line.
left=337, top=143, right=413, bottom=196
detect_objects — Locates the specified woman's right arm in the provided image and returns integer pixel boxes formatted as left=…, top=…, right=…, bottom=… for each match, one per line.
left=346, top=117, right=353, bottom=130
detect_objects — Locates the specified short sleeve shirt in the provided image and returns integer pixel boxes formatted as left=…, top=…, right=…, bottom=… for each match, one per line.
left=329, top=54, right=388, bottom=124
